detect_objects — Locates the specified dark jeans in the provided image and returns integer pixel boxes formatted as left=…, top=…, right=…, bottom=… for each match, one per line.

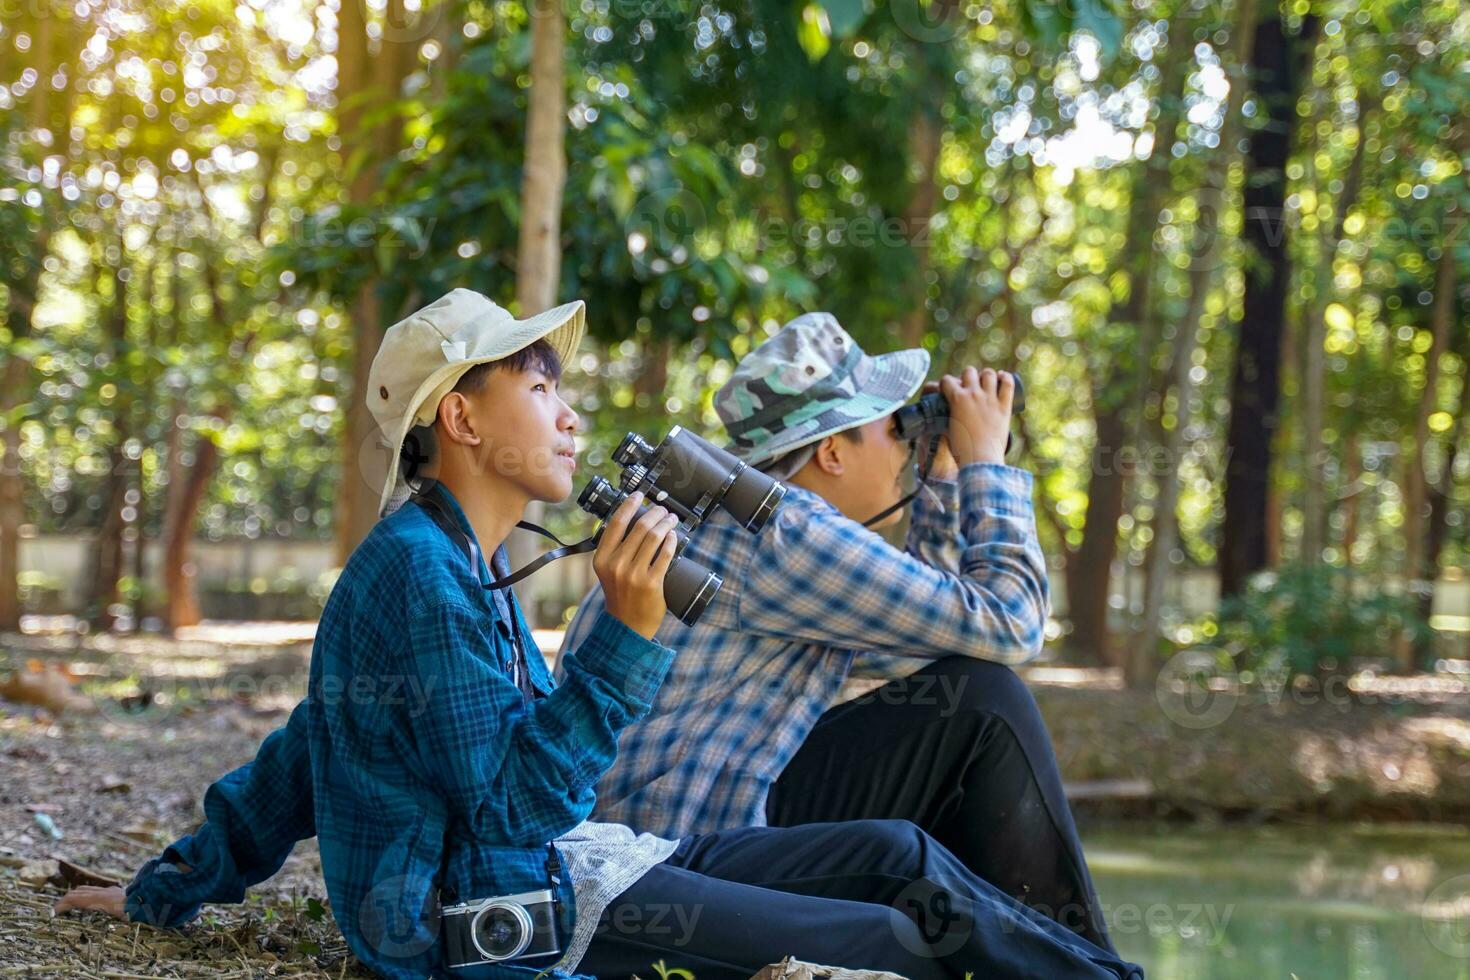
left=766, top=655, right=1115, bottom=954
left=577, top=818, right=1143, bottom=979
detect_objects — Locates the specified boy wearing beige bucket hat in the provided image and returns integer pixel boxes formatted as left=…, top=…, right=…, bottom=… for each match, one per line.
left=88, top=287, right=698, bottom=976
left=363, top=286, right=587, bottom=518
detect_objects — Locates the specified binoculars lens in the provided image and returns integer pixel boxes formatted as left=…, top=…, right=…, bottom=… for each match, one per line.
left=578, top=477, right=723, bottom=626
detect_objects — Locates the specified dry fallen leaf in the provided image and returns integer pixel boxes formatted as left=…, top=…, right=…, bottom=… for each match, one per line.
left=56, top=858, right=122, bottom=889
left=0, top=662, right=97, bottom=715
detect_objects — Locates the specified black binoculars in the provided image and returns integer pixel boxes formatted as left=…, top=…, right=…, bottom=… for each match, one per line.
left=578, top=426, right=786, bottom=626
left=891, top=371, right=1026, bottom=452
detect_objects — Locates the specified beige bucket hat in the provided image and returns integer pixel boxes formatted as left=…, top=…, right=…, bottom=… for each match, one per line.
left=365, top=288, right=585, bottom=518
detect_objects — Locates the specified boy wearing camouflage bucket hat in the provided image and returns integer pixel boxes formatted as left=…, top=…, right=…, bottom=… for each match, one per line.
left=562, top=311, right=1119, bottom=956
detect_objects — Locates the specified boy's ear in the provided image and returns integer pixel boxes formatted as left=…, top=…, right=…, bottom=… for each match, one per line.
left=812, top=434, right=845, bottom=476
left=436, top=392, right=482, bottom=447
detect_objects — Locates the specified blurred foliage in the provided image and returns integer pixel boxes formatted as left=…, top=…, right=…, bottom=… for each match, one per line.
left=1, top=0, right=1466, bottom=645
left=1215, top=563, right=1435, bottom=677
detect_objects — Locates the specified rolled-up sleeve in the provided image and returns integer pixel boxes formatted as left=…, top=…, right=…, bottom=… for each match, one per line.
left=125, top=697, right=317, bottom=927
left=739, top=463, right=1050, bottom=665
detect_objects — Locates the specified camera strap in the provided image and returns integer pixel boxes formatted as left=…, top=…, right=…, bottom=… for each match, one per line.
left=482, top=522, right=599, bottom=591
left=409, top=481, right=599, bottom=592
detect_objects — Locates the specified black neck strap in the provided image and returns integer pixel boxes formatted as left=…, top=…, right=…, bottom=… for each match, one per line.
left=861, top=433, right=942, bottom=528
left=409, top=482, right=600, bottom=591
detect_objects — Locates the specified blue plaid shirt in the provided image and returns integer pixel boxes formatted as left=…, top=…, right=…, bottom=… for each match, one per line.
left=124, top=482, right=676, bottom=979
left=559, top=462, right=1049, bottom=838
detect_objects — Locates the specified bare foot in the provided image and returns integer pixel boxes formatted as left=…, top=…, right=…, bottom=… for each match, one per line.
left=54, top=885, right=126, bottom=920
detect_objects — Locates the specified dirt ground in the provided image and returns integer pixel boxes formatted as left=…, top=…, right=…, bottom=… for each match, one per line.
left=0, top=694, right=375, bottom=978
left=4, top=625, right=1470, bottom=977
left=1, top=625, right=366, bottom=978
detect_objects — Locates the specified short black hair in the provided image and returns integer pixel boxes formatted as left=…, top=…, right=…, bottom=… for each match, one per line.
left=451, top=336, right=563, bottom=396
left=400, top=338, right=564, bottom=480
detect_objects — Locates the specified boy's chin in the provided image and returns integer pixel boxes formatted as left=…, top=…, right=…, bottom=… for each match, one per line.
left=534, top=477, right=577, bottom=506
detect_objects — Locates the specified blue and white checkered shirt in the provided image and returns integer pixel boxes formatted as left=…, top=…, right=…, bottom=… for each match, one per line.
left=559, top=462, right=1050, bottom=838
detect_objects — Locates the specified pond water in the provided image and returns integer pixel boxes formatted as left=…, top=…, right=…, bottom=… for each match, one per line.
left=1082, top=822, right=1470, bottom=980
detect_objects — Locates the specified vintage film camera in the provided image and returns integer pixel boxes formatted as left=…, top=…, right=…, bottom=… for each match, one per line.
left=441, top=887, right=562, bottom=967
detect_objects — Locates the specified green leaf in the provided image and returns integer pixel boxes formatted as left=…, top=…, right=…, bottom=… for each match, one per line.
left=305, top=896, right=326, bottom=922
left=797, top=3, right=832, bottom=62
left=1024, top=0, right=1068, bottom=50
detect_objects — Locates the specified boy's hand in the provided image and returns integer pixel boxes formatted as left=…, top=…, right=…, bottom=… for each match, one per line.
left=594, top=491, right=680, bottom=640
left=939, top=366, right=1015, bottom=467
left=917, top=381, right=959, bottom=480
left=54, top=885, right=126, bottom=920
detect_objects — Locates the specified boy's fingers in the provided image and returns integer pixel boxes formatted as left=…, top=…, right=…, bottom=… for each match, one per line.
left=979, top=367, right=998, bottom=394
left=54, top=887, right=120, bottom=916
left=962, top=366, right=979, bottom=390
left=650, top=526, right=679, bottom=577
left=997, top=371, right=1016, bottom=407
left=634, top=515, right=678, bottom=569
left=618, top=505, right=667, bottom=564
left=600, top=491, right=643, bottom=550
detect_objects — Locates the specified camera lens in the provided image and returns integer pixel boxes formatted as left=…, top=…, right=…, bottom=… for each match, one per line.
left=471, top=902, right=533, bottom=961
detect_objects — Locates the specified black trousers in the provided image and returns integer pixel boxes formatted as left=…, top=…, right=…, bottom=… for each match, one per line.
left=765, top=655, right=1115, bottom=955
left=575, top=818, right=1142, bottom=980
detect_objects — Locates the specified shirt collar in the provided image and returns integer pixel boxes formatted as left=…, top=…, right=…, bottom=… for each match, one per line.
left=423, top=481, right=496, bottom=587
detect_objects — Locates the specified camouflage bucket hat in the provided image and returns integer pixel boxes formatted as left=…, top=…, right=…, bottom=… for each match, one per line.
left=715, top=312, right=930, bottom=466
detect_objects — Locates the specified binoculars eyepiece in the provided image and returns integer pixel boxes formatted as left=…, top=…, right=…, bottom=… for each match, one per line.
left=891, top=372, right=1026, bottom=444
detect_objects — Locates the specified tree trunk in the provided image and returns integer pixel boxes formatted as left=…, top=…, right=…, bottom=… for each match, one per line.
left=333, top=0, right=415, bottom=563
left=1339, top=430, right=1362, bottom=566
left=898, top=110, right=942, bottom=348
left=0, top=3, right=60, bottom=631
left=1300, top=103, right=1371, bottom=565
left=84, top=257, right=131, bottom=630
left=517, top=0, right=567, bottom=318
left=131, top=252, right=159, bottom=626
left=88, top=459, right=128, bottom=629
left=0, top=352, right=29, bottom=633
left=1397, top=232, right=1458, bottom=670
left=1073, top=33, right=1190, bottom=670
left=634, top=337, right=672, bottom=405
left=162, top=434, right=217, bottom=631
left=156, top=151, right=276, bottom=628
left=508, top=0, right=570, bottom=626
left=1137, top=0, right=1260, bottom=680
left=1219, top=15, right=1313, bottom=599
left=1422, top=374, right=1467, bottom=655
left=1069, top=405, right=1127, bottom=666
